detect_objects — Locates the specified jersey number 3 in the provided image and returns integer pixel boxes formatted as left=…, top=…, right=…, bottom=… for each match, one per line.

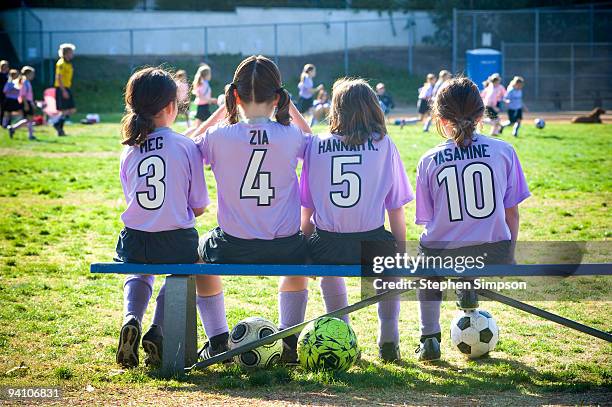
left=137, top=155, right=166, bottom=210
left=437, top=162, right=495, bottom=221
left=241, top=149, right=275, bottom=206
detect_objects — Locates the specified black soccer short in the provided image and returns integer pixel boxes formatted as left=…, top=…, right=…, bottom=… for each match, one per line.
left=308, top=226, right=396, bottom=265
left=199, top=226, right=308, bottom=264
left=3, top=98, right=22, bottom=113
left=55, top=87, right=75, bottom=110
left=297, top=96, right=313, bottom=114
left=417, top=98, right=430, bottom=115
left=507, top=108, right=523, bottom=124
left=22, top=100, right=35, bottom=118
left=115, top=227, right=199, bottom=264
left=195, top=104, right=211, bottom=121
left=485, top=106, right=499, bottom=120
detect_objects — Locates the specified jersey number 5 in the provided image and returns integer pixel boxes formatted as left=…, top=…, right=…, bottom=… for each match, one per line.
left=330, top=155, right=362, bottom=208
left=241, top=149, right=275, bottom=206
left=137, top=155, right=166, bottom=210
left=437, top=162, right=496, bottom=221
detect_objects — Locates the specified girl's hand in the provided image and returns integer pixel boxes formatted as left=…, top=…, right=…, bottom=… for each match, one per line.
left=210, top=98, right=218, bottom=105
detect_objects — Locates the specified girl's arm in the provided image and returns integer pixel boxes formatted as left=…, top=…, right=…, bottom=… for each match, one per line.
left=186, top=104, right=227, bottom=138
left=388, top=207, right=407, bottom=254
left=193, top=207, right=205, bottom=217
left=301, top=207, right=315, bottom=238
left=505, top=205, right=520, bottom=263
left=290, top=101, right=312, bottom=133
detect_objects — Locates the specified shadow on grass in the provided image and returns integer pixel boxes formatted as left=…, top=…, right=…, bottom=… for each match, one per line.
left=138, top=353, right=608, bottom=405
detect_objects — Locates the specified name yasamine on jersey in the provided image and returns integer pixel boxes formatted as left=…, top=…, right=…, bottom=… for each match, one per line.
left=432, top=143, right=491, bottom=166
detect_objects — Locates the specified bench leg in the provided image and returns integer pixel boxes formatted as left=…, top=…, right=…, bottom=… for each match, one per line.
left=161, top=275, right=197, bottom=377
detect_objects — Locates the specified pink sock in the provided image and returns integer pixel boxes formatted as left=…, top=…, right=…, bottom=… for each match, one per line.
left=278, top=290, right=308, bottom=330
left=320, top=277, right=349, bottom=324
left=196, top=292, right=229, bottom=338
left=123, top=275, right=154, bottom=325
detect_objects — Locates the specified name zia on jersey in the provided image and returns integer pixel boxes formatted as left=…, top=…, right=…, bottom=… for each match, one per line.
left=318, top=137, right=379, bottom=154
left=433, top=144, right=491, bottom=166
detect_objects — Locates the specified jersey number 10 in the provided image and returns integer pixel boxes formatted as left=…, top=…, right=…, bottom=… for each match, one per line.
left=437, top=162, right=496, bottom=221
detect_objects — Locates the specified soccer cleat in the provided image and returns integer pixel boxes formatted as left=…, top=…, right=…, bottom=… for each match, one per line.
left=141, top=324, right=163, bottom=367
left=280, top=336, right=299, bottom=366
left=456, top=289, right=479, bottom=310
left=8, top=126, right=14, bottom=139
left=379, top=342, right=401, bottom=363
left=198, top=339, right=230, bottom=362
left=116, top=315, right=141, bottom=368
left=415, top=337, right=441, bottom=362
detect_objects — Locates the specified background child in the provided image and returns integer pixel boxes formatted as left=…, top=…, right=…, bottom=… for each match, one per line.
left=423, top=70, right=451, bottom=132
left=175, top=69, right=191, bottom=127
left=503, top=76, right=526, bottom=137
left=0, top=60, right=9, bottom=128
left=297, top=78, right=414, bottom=362
left=54, top=43, right=76, bottom=137
left=311, top=88, right=330, bottom=125
left=481, top=74, right=506, bottom=135
left=2, top=69, right=20, bottom=129
left=115, top=67, right=221, bottom=368
left=297, top=63, right=323, bottom=114
left=414, top=77, right=530, bottom=362
left=192, top=64, right=217, bottom=128
left=417, top=73, right=436, bottom=124
left=190, top=55, right=313, bottom=360
left=8, top=66, right=36, bottom=140
left=376, top=82, right=395, bottom=115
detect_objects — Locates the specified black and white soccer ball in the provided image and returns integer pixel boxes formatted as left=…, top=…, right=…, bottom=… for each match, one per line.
left=534, top=118, right=546, bottom=129
left=450, top=309, right=499, bottom=358
left=229, top=317, right=282, bottom=369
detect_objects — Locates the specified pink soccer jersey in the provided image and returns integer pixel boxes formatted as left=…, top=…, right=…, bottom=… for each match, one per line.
left=194, top=80, right=211, bottom=105
left=19, top=79, right=33, bottom=103
left=120, top=127, right=209, bottom=233
left=418, top=83, right=434, bottom=100
left=195, top=120, right=311, bottom=240
left=416, top=134, right=530, bottom=248
left=300, top=133, right=414, bottom=233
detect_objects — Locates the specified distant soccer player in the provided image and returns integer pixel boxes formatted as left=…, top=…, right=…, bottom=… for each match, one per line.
left=375, top=82, right=395, bottom=115
left=8, top=66, right=36, bottom=140
left=0, top=60, right=9, bottom=128
left=311, top=88, right=330, bottom=125
left=414, top=77, right=530, bottom=361
left=297, top=64, right=323, bottom=114
left=115, top=67, right=226, bottom=368
left=502, top=76, right=526, bottom=137
left=423, top=69, right=451, bottom=132
left=417, top=73, right=436, bottom=128
left=190, top=55, right=312, bottom=360
left=296, top=78, right=414, bottom=362
left=192, top=64, right=217, bottom=128
left=53, top=43, right=76, bottom=136
left=481, top=73, right=506, bottom=136
left=2, top=69, right=20, bottom=129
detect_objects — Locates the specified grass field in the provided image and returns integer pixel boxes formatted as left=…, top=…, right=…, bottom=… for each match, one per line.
left=0, top=120, right=610, bottom=406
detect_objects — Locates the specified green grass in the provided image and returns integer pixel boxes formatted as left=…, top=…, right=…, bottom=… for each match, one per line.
left=0, top=121, right=610, bottom=405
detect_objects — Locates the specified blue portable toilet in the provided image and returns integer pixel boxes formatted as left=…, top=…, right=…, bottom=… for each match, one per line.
left=466, top=48, right=503, bottom=90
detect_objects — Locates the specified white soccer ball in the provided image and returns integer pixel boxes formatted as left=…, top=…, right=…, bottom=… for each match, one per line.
left=450, top=309, right=499, bottom=358
left=534, top=118, right=545, bottom=129
left=229, top=317, right=282, bottom=369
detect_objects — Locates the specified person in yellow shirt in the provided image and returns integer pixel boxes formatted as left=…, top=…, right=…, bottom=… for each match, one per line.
left=54, top=43, right=76, bottom=136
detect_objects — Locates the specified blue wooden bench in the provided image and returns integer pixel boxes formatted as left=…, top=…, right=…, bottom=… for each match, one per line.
left=90, top=263, right=610, bottom=376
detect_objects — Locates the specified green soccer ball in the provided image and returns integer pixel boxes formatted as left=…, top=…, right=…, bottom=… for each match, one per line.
left=297, top=317, right=359, bottom=372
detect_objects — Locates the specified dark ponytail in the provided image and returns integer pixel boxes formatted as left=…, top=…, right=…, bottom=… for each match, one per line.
left=121, top=67, right=178, bottom=146
left=275, top=88, right=291, bottom=125
left=225, top=55, right=291, bottom=126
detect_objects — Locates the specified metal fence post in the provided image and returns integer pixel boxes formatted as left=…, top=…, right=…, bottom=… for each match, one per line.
left=408, top=22, right=413, bottom=75
left=501, top=41, right=505, bottom=78
left=203, top=27, right=208, bottom=61
left=472, top=13, right=477, bottom=49
left=570, top=43, right=575, bottom=111
left=452, top=8, right=457, bottom=73
left=534, top=9, right=540, bottom=101
left=48, top=32, right=53, bottom=86
left=129, top=29, right=134, bottom=73
left=274, top=24, right=278, bottom=65
left=344, top=21, right=348, bottom=76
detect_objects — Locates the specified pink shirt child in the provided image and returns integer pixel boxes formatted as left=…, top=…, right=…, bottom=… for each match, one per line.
left=300, top=133, right=414, bottom=233
left=120, top=127, right=209, bottom=233
left=19, top=79, right=33, bottom=103
left=194, top=80, right=212, bottom=106
left=416, top=134, right=530, bottom=249
left=482, top=83, right=506, bottom=107
left=195, top=120, right=311, bottom=240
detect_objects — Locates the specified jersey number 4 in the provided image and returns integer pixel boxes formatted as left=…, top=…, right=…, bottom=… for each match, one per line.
left=437, top=162, right=496, bottom=221
left=241, top=149, right=275, bottom=206
left=136, top=155, right=166, bottom=210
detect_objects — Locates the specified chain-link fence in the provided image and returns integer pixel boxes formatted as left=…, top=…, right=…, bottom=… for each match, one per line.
left=452, top=7, right=612, bottom=110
